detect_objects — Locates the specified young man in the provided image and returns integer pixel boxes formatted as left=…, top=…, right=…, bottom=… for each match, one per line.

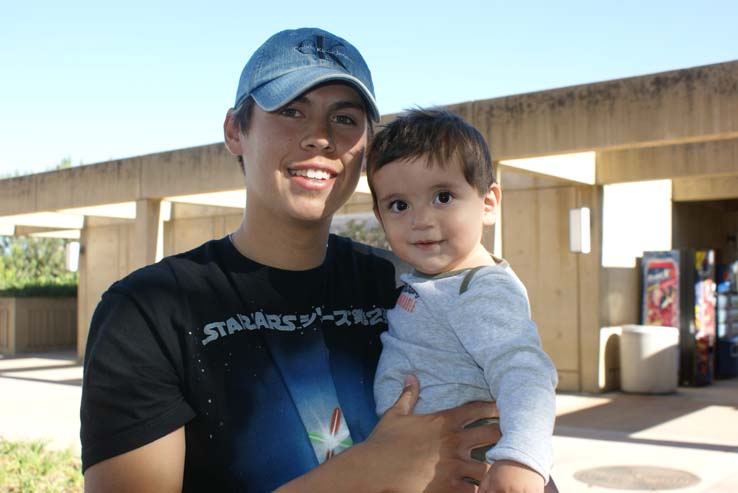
left=81, top=28, right=499, bottom=492
left=369, top=109, right=559, bottom=493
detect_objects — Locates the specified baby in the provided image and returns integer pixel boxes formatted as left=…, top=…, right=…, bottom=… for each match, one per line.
left=368, top=108, right=558, bottom=492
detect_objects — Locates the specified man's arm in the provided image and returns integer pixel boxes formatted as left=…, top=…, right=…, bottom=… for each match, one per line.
left=84, top=427, right=185, bottom=493
left=84, top=378, right=499, bottom=493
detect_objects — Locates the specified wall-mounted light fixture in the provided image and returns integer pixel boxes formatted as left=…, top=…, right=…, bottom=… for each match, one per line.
left=569, top=207, right=591, bottom=254
left=65, top=241, right=81, bottom=272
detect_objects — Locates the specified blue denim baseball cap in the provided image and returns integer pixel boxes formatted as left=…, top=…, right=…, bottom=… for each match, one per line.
left=234, top=28, right=379, bottom=122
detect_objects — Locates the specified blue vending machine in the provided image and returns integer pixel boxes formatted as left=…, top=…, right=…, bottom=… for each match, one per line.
left=716, top=261, right=738, bottom=378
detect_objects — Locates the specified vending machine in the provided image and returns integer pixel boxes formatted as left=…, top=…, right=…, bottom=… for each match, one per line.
left=641, top=250, right=716, bottom=386
left=716, top=261, right=738, bottom=378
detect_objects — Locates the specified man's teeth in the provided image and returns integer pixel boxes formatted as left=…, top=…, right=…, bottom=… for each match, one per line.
left=290, top=169, right=332, bottom=180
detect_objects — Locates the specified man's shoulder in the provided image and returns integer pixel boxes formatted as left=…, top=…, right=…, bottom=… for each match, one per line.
left=328, top=235, right=408, bottom=286
left=110, top=238, right=226, bottom=298
left=328, top=234, right=385, bottom=264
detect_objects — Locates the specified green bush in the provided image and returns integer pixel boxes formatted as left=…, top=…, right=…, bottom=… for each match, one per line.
left=0, top=281, right=77, bottom=298
left=0, top=237, right=78, bottom=298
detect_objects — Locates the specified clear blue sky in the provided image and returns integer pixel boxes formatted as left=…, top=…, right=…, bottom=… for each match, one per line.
left=1, top=0, right=736, bottom=176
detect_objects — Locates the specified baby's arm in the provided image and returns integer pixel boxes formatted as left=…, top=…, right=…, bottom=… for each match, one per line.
left=451, top=268, right=557, bottom=483
left=479, top=460, right=544, bottom=493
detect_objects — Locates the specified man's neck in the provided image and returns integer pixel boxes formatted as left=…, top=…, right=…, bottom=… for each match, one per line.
left=231, top=213, right=331, bottom=271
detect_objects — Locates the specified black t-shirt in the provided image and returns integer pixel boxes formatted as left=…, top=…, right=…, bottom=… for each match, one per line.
left=81, top=235, right=398, bottom=492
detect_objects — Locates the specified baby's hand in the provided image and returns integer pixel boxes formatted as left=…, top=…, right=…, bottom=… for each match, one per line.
left=478, top=459, right=544, bottom=493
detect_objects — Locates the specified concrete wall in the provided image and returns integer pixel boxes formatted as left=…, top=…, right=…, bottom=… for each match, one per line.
left=164, top=213, right=243, bottom=256
left=599, top=138, right=738, bottom=185
left=673, top=201, right=738, bottom=264
left=440, top=61, right=738, bottom=160
left=0, top=297, right=76, bottom=355
left=0, top=144, right=241, bottom=217
left=4, top=61, right=737, bottom=218
left=500, top=167, right=633, bottom=392
left=77, top=218, right=135, bottom=355
left=600, top=268, right=640, bottom=327
left=498, top=168, right=605, bottom=392
left=502, top=184, right=581, bottom=390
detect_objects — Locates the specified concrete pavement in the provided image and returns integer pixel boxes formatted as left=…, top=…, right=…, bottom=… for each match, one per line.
left=0, top=351, right=82, bottom=453
left=1, top=350, right=737, bottom=492
left=551, top=382, right=738, bottom=492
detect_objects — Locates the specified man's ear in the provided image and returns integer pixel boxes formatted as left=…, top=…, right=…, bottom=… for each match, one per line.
left=482, top=183, right=501, bottom=227
left=223, top=108, right=243, bottom=156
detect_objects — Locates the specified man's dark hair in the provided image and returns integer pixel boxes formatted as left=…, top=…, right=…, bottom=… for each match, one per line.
left=232, top=97, right=256, bottom=172
left=366, top=108, right=495, bottom=202
left=233, top=96, right=257, bottom=133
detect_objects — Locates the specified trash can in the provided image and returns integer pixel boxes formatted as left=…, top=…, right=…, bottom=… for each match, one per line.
left=619, top=325, right=679, bottom=393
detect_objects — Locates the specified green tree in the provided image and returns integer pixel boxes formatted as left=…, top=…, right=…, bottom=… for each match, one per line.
left=56, top=156, right=73, bottom=169
left=0, top=236, right=77, bottom=296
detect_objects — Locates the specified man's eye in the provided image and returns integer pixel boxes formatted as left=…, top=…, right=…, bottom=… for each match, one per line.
left=333, top=114, right=356, bottom=125
left=389, top=200, right=408, bottom=213
left=279, top=107, right=302, bottom=118
left=434, top=191, right=453, bottom=204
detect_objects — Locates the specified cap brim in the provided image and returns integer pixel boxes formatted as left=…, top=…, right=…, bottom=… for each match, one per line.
left=250, top=67, right=380, bottom=122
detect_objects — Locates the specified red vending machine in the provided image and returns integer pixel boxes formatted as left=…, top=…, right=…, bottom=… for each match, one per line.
left=641, top=250, right=716, bottom=386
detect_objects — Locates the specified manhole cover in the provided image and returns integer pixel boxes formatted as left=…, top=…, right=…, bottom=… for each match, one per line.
left=574, top=465, right=700, bottom=490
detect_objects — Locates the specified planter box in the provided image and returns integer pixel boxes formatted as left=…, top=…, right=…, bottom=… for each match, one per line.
left=0, top=297, right=76, bottom=355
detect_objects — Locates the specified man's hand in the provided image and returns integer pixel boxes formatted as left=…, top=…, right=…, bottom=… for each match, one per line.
left=360, top=374, right=500, bottom=492
left=276, top=374, right=500, bottom=493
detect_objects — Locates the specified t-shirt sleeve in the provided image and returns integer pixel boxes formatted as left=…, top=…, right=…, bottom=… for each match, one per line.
left=449, top=268, right=558, bottom=480
left=350, top=241, right=410, bottom=287
left=80, top=284, right=195, bottom=471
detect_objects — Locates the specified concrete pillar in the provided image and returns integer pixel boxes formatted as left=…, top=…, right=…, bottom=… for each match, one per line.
left=577, top=185, right=603, bottom=393
left=77, top=218, right=88, bottom=359
left=132, top=199, right=162, bottom=270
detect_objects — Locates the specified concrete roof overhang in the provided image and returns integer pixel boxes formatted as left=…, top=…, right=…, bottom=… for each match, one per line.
left=1, top=59, right=736, bottom=233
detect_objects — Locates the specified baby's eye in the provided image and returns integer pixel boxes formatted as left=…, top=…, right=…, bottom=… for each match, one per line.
left=389, top=200, right=408, bottom=213
left=434, top=191, right=454, bottom=204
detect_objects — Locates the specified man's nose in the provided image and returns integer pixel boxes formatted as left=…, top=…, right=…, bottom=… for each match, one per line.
left=301, top=119, right=335, bottom=153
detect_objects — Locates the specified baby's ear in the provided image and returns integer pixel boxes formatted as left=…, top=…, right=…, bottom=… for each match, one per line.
left=482, top=183, right=501, bottom=227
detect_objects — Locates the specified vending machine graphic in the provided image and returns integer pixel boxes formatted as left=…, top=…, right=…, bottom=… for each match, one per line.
left=692, top=250, right=717, bottom=385
left=641, top=250, right=716, bottom=386
left=642, top=252, right=680, bottom=328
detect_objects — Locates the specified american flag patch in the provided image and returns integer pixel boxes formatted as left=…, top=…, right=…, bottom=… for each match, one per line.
left=397, top=285, right=419, bottom=313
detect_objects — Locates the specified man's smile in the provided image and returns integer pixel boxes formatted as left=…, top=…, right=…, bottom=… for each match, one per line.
left=288, top=168, right=335, bottom=180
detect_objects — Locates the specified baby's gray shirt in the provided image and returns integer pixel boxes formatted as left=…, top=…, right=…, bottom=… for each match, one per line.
left=373, top=261, right=558, bottom=480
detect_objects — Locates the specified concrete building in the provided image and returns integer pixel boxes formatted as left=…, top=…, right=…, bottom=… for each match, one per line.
left=1, top=60, right=737, bottom=392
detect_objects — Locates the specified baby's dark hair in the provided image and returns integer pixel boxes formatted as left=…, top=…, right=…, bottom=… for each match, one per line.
left=366, top=108, right=495, bottom=201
